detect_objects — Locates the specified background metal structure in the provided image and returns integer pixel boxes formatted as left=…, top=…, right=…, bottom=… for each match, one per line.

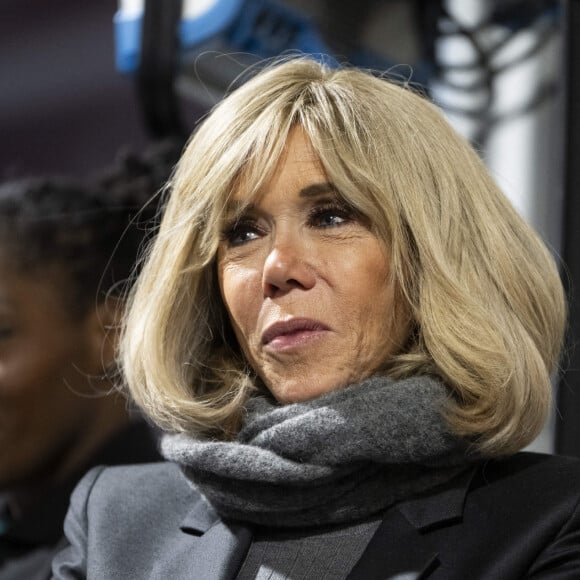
left=137, top=0, right=185, bottom=138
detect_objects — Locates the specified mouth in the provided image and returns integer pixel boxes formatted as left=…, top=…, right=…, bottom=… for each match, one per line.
left=261, top=318, right=331, bottom=351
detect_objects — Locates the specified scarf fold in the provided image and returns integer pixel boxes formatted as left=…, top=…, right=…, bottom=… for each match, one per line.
left=162, top=375, right=474, bottom=527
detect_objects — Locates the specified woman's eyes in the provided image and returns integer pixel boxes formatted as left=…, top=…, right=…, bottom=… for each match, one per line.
left=222, top=203, right=356, bottom=247
left=308, top=204, right=353, bottom=228
left=222, top=220, right=263, bottom=247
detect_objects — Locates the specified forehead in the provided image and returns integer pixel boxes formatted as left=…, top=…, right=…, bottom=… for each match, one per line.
left=231, top=127, right=326, bottom=204
left=281, top=127, right=320, bottom=162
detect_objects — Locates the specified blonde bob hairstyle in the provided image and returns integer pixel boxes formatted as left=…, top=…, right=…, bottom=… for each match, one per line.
left=121, top=57, right=566, bottom=456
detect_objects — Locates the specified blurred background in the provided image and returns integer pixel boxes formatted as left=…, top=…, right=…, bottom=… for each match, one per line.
left=1, top=0, right=578, bottom=454
left=1, top=0, right=149, bottom=177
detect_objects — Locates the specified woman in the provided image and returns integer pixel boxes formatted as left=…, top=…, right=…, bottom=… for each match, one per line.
left=52, top=58, right=579, bottom=579
left=0, top=141, right=180, bottom=580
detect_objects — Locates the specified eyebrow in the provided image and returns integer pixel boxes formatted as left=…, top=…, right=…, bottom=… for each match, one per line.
left=299, top=182, right=337, bottom=198
left=224, top=182, right=338, bottom=217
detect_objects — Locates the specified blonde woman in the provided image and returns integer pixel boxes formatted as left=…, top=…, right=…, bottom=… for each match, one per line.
left=53, top=58, right=580, bottom=579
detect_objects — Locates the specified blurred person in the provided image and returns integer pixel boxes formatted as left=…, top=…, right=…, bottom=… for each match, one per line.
left=0, top=140, right=181, bottom=580
left=52, top=59, right=580, bottom=579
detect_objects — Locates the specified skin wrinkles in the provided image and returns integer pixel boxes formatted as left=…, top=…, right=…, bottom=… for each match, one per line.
left=217, top=127, right=407, bottom=403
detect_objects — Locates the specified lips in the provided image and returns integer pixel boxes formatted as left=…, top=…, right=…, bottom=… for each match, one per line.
left=261, top=318, right=331, bottom=346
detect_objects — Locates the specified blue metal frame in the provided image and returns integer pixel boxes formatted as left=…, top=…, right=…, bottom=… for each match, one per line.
left=115, top=0, right=330, bottom=73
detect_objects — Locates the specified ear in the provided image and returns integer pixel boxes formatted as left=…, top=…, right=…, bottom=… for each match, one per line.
left=83, top=296, right=124, bottom=375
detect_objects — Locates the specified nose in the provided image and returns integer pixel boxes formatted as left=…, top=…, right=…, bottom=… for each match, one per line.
left=262, top=237, right=316, bottom=298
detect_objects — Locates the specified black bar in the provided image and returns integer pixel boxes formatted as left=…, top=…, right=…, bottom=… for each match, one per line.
left=137, top=0, right=185, bottom=138
left=556, top=0, right=580, bottom=455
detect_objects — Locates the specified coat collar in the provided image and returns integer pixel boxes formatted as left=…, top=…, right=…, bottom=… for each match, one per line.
left=180, top=495, right=220, bottom=535
left=180, top=498, right=252, bottom=580
left=347, top=466, right=477, bottom=580
left=397, top=465, right=475, bottom=530
left=179, top=465, right=477, bottom=580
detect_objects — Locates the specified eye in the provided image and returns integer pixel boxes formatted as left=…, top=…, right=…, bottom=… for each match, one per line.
left=222, top=219, right=263, bottom=247
left=309, top=203, right=354, bottom=228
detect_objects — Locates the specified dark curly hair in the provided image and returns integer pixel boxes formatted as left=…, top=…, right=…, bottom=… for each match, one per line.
left=0, top=139, right=183, bottom=319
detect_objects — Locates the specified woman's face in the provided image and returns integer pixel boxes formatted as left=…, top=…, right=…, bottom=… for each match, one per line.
left=217, top=127, right=407, bottom=403
left=0, top=258, right=109, bottom=490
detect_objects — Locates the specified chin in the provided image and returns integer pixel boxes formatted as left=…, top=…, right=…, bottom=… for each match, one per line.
left=270, top=380, right=342, bottom=405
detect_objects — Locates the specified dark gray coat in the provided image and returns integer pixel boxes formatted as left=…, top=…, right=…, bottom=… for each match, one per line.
left=51, top=452, right=580, bottom=579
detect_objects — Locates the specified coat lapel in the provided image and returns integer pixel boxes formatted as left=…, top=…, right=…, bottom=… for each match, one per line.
left=346, top=507, right=438, bottom=580
left=180, top=499, right=253, bottom=580
left=347, top=467, right=476, bottom=580
left=176, top=467, right=476, bottom=580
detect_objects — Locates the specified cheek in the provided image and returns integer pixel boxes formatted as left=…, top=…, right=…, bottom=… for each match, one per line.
left=345, top=245, right=402, bottom=346
left=364, top=276, right=408, bottom=357
left=0, top=324, right=92, bottom=393
left=339, top=245, right=391, bottom=307
left=219, top=265, right=261, bottom=348
left=0, top=347, right=92, bottom=477
left=0, top=343, right=66, bottom=396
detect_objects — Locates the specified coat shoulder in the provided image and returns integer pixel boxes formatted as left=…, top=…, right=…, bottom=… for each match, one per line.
left=53, top=461, right=209, bottom=578
left=451, top=452, right=580, bottom=578
left=473, top=451, right=580, bottom=494
left=360, top=453, right=580, bottom=580
left=80, top=461, right=200, bottom=526
left=88, top=460, right=193, bottom=497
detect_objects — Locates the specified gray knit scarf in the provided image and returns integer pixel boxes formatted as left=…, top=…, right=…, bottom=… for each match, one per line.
left=161, top=375, right=474, bottom=527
